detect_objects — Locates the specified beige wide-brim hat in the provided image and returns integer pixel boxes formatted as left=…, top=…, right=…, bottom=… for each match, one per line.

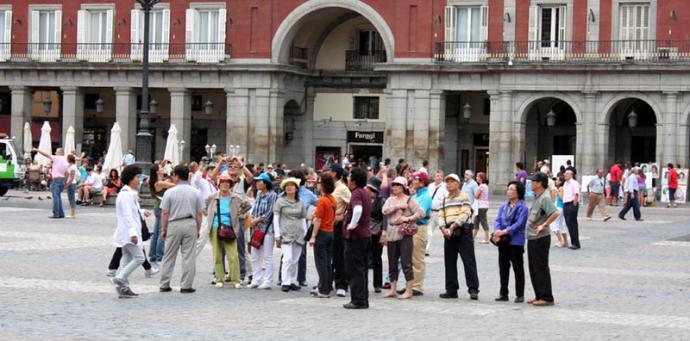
left=280, top=177, right=301, bottom=190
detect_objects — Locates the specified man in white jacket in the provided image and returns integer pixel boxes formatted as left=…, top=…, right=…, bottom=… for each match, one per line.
left=111, top=165, right=146, bottom=298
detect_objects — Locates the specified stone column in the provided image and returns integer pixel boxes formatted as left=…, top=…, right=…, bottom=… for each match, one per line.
left=169, top=88, right=192, bottom=162
left=578, top=91, right=597, bottom=175
left=303, top=90, right=316, bottom=167
left=114, top=87, right=137, bottom=154
left=428, top=90, right=444, bottom=172
left=488, top=90, right=513, bottom=191
left=384, top=89, right=409, bottom=163
left=226, top=87, right=250, bottom=158
left=267, top=88, right=284, bottom=164
left=662, top=91, right=679, bottom=166
left=10, top=86, right=33, bottom=156
left=61, top=86, right=84, bottom=154
left=412, top=89, right=431, bottom=168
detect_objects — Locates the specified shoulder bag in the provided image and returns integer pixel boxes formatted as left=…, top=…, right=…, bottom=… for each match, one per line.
left=398, top=197, right=418, bottom=236
left=250, top=197, right=273, bottom=249
left=216, top=197, right=237, bottom=242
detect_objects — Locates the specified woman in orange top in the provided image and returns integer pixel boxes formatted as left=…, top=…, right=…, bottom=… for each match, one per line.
left=309, top=173, right=337, bottom=298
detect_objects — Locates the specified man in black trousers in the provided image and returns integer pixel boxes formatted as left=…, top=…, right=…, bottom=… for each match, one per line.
left=342, top=167, right=372, bottom=309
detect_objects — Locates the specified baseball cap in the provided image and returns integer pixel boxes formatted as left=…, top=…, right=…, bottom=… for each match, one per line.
left=529, top=171, right=550, bottom=187
left=366, top=177, right=382, bottom=193
left=444, top=173, right=461, bottom=183
left=412, top=171, right=430, bottom=186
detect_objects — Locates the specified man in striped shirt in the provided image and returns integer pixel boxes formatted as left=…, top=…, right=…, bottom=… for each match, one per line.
left=437, top=173, right=479, bottom=300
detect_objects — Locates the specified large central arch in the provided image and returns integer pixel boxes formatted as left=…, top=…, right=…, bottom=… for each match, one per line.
left=271, top=0, right=395, bottom=64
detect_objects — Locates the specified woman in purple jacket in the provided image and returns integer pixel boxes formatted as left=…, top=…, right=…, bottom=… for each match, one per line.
left=491, top=180, right=529, bottom=303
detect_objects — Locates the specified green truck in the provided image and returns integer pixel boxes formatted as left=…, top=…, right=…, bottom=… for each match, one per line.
left=0, top=132, right=25, bottom=196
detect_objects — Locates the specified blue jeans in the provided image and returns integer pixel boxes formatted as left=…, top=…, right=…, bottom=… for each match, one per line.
left=50, top=178, right=66, bottom=217
left=619, top=191, right=641, bottom=220
left=67, top=183, right=77, bottom=209
left=149, top=208, right=165, bottom=262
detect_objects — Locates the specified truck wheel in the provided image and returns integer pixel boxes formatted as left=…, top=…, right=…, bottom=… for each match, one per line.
left=0, top=185, right=8, bottom=197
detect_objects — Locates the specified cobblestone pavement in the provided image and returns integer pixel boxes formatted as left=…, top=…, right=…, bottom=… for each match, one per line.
left=1, top=190, right=690, bottom=340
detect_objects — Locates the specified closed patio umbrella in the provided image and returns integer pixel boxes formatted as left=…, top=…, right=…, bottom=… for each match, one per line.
left=63, top=125, right=76, bottom=156
left=23, top=122, right=32, bottom=160
left=35, top=121, right=52, bottom=166
left=163, top=124, right=180, bottom=166
left=102, top=122, right=123, bottom=174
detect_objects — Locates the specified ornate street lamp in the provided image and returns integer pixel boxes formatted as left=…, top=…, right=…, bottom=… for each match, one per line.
left=134, top=0, right=161, bottom=165
left=627, top=110, right=638, bottom=128
left=204, top=100, right=214, bottom=115
left=462, top=102, right=472, bottom=120
left=42, top=95, right=53, bottom=114
left=228, top=144, right=240, bottom=157
left=95, top=98, right=104, bottom=113
left=149, top=99, right=158, bottom=114
left=546, top=109, right=557, bottom=127
left=205, top=144, right=217, bottom=161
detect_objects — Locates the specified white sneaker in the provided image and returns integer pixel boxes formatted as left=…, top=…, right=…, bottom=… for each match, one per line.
left=336, top=289, right=347, bottom=297
left=258, top=283, right=272, bottom=290
left=145, top=267, right=160, bottom=278
left=106, top=269, right=116, bottom=277
left=215, top=282, right=224, bottom=288
left=234, top=283, right=243, bottom=289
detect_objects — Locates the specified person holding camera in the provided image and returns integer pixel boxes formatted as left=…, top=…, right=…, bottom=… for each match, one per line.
left=437, top=173, right=479, bottom=300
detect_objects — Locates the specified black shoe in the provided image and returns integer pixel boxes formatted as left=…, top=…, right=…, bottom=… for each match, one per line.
left=159, top=286, right=172, bottom=292
left=439, top=292, right=458, bottom=299
left=568, top=245, right=580, bottom=250
left=343, top=302, right=369, bottom=309
left=425, top=252, right=430, bottom=257
left=299, top=282, right=308, bottom=287
left=397, top=289, right=405, bottom=295
left=382, top=282, right=391, bottom=289
left=495, top=295, right=509, bottom=302
left=122, top=287, right=138, bottom=296
left=374, top=287, right=382, bottom=293
left=635, top=218, right=644, bottom=221
left=180, top=288, right=196, bottom=294
left=469, top=290, right=479, bottom=300
left=515, top=296, right=524, bottom=303
left=289, top=284, right=301, bottom=291
left=281, top=285, right=291, bottom=292
left=412, top=290, right=424, bottom=297
left=118, top=287, right=136, bottom=299
left=619, top=216, right=626, bottom=220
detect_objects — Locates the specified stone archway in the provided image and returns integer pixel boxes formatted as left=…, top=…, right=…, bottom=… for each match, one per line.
left=271, top=0, right=395, bottom=64
left=606, top=98, right=658, bottom=165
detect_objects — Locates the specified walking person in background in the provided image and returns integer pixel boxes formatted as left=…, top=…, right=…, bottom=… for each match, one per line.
left=274, top=178, right=308, bottom=292
left=342, top=168, right=374, bottom=309
left=149, top=164, right=175, bottom=266
left=427, top=170, right=448, bottom=256
left=309, top=173, right=337, bottom=298
left=608, top=161, right=623, bottom=206
left=562, top=170, right=581, bottom=250
left=525, top=172, right=559, bottom=306
left=205, top=175, right=252, bottom=289
left=33, top=147, right=71, bottom=218
left=492, top=181, right=528, bottom=303
left=249, top=172, right=278, bottom=290
left=110, top=165, right=146, bottom=298
left=438, top=173, right=479, bottom=300
left=159, top=165, right=205, bottom=294
left=473, top=172, right=490, bottom=244
left=66, top=154, right=80, bottom=218
left=667, top=163, right=679, bottom=208
left=587, top=168, right=612, bottom=222
left=619, top=167, right=643, bottom=221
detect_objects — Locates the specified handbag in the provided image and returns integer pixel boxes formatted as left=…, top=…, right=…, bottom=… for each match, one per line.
left=442, top=196, right=472, bottom=240
left=398, top=197, right=418, bottom=236
left=139, top=212, right=151, bottom=241
left=490, top=232, right=510, bottom=247
left=216, top=198, right=237, bottom=242
left=250, top=217, right=271, bottom=249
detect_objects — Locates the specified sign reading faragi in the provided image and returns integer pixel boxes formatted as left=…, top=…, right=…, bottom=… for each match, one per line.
left=347, top=131, right=384, bottom=144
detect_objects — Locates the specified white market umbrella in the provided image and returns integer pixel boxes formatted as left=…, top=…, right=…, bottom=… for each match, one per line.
left=163, top=124, right=180, bottom=165
left=102, top=122, right=123, bottom=174
left=64, top=125, right=76, bottom=155
left=23, top=122, right=32, bottom=159
left=35, top=121, right=52, bottom=166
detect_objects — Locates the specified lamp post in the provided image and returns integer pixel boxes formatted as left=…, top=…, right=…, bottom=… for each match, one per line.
left=627, top=110, right=638, bottom=128
left=546, top=109, right=557, bottom=127
left=134, top=0, right=161, bottom=165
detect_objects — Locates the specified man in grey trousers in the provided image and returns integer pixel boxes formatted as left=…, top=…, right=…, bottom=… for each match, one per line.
left=159, top=165, right=205, bottom=293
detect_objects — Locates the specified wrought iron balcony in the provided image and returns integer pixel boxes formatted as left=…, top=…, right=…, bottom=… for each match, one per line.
left=0, top=43, right=232, bottom=64
left=345, top=50, right=386, bottom=71
left=435, top=40, right=690, bottom=64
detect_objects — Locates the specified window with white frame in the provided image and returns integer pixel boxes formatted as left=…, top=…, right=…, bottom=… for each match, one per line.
left=131, top=7, right=170, bottom=62
left=444, top=5, right=488, bottom=61
left=0, top=9, right=12, bottom=61
left=77, top=8, right=113, bottom=62
left=185, top=6, right=226, bottom=62
left=528, top=4, right=567, bottom=59
left=618, top=3, right=650, bottom=57
left=30, top=8, right=62, bottom=61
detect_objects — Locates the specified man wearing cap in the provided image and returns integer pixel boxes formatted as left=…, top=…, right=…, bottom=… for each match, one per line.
left=159, top=165, right=205, bottom=293
left=525, top=172, right=560, bottom=306
left=438, top=173, right=480, bottom=300
left=427, top=170, right=448, bottom=256
left=326, top=164, right=351, bottom=297
left=410, top=171, right=432, bottom=296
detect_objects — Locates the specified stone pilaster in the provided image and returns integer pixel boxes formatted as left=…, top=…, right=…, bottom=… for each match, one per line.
left=578, top=91, right=597, bottom=175
left=114, top=87, right=137, bottom=153
left=663, top=91, right=679, bottom=166
left=384, top=89, right=409, bottom=163
left=489, top=90, right=514, bottom=190
left=428, top=90, right=444, bottom=172
left=10, top=86, right=33, bottom=156
left=169, top=88, right=191, bottom=162
left=61, top=86, right=84, bottom=154
left=225, top=88, right=250, bottom=157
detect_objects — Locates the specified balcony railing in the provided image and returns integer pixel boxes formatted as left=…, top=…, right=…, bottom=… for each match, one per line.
left=435, top=40, right=690, bottom=64
left=346, top=50, right=386, bottom=71
left=0, top=43, right=232, bottom=64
